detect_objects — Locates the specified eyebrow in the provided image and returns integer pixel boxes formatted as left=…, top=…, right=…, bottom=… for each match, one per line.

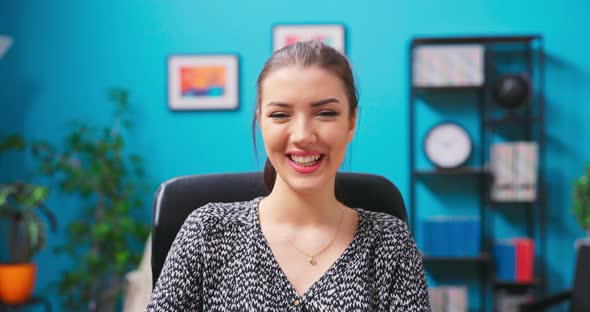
left=266, top=98, right=341, bottom=108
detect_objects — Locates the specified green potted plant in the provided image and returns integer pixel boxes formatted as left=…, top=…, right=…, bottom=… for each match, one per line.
left=0, top=135, right=57, bottom=304
left=572, top=163, right=590, bottom=237
left=33, top=88, right=151, bottom=312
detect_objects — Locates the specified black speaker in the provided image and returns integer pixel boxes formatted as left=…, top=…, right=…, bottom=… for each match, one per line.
left=493, top=73, right=532, bottom=110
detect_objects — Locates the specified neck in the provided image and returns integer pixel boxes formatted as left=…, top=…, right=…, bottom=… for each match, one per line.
left=261, top=176, right=341, bottom=226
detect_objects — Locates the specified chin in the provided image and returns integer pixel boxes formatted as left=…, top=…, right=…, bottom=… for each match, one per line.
left=271, top=154, right=340, bottom=194
left=278, top=172, right=334, bottom=195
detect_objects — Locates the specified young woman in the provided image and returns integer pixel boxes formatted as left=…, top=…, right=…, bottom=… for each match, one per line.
left=147, top=41, right=430, bottom=311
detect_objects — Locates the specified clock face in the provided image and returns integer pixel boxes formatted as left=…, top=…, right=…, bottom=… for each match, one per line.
left=424, top=123, right=472, bottom=169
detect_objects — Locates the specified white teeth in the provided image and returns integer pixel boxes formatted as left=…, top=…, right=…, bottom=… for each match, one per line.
left=289, top=154, right=321, bottom=166
left=290, top=154, right=320, bottom=163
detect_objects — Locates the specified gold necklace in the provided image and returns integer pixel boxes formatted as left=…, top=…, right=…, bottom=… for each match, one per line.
left=283, top=205, right=345, bottom=265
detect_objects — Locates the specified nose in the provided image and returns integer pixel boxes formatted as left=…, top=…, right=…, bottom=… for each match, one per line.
left=290, top=117, right=317, bottom=146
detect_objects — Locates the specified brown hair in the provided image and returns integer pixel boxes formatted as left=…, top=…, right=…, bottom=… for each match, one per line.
left=252, top=41, right=359, bottom=192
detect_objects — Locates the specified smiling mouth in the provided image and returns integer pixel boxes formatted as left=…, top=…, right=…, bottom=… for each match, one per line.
left=287, top=154, right=324, bottom=167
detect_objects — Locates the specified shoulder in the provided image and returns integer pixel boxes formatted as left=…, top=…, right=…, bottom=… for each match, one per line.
left=182, top=197, right=260, bottom=232
left=360, top=209, right=409, bottom=237
left=358, top=209, right=412, bottom=250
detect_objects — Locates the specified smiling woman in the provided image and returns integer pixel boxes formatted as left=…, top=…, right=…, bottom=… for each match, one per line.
left=146, top=41, right=431, bottom=311
left=257, top=64, right=356, bottom=195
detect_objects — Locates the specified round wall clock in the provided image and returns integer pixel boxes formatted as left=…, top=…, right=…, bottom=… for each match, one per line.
left=424, top=122, right=472, bottom=169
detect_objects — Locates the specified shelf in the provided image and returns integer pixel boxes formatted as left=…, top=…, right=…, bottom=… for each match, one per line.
left=489, top=201, right=536, bottom=206
left=411, top=35, right=541, bottom=45
left=422, top=253, right=491, bottom=264
left=413, top=85, right=482, bottom=93
left=409, top=35, right=546, bottom=310
left=414, top=167, right=490, bottom=177
left=484, top=115, right=542, bottom=126
left=493, top=279, right=541, bottom=290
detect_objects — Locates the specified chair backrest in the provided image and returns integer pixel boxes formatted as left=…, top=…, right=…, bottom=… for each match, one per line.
left=151, top=172, right=407, bottom=287
left=571, top=244, right=590, bottom=312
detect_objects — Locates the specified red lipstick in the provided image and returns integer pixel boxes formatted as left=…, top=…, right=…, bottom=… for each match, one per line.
left=286, top=151, right=324, bottom=174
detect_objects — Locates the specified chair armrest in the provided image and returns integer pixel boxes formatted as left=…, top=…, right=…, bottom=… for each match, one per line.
left=519, top=290, right=572, bottom=311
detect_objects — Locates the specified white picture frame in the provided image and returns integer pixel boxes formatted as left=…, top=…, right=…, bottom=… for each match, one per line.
left=167, top=54, right=239, bottom=111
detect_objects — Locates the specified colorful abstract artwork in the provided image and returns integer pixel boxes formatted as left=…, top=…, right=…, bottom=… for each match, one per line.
left=273, top=24, right=345, bottom=54
left=180, top=66, right=226, bottom=97
left=168, top=55, right=238, bottom=110
left=285, top=35, right=334, bottom=47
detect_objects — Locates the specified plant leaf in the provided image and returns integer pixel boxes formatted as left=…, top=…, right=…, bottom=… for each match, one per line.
left=0, top=134, right=26, bottom=152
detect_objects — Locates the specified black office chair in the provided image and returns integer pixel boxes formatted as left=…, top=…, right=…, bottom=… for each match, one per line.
left=520, top=244, right=590, bottom=312
left=151, top=172, right=408, bottom=287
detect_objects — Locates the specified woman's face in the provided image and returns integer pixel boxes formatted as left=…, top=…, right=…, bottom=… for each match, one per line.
left=258, top=65, right=357, bottom=194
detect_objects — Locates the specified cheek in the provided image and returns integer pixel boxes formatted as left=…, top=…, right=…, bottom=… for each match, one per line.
left=260, top=122, right=285, bottom=153
left=323, top=126, right=352, bottom=153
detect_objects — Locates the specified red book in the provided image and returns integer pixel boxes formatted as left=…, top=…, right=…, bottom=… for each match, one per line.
left=514, top=238, right=534, bottom=283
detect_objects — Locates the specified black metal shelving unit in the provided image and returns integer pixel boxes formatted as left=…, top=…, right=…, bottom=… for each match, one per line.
left=408, top=35, right=546, bottom=312
left=422, top=253, right=492, bottom=264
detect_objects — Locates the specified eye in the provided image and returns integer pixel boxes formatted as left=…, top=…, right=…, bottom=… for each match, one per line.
left=317, top=110, right=340, bottom=117
left=269, top=112, right=290, bottom=119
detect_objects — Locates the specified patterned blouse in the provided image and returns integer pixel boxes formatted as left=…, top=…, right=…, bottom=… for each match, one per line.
left=146, top=197, right=430, bottom=311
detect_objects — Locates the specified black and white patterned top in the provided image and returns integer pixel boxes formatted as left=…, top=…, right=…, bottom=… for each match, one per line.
left=146, top=197, right=430, bottom=311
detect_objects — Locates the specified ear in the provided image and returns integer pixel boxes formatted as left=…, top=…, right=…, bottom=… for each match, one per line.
left=347, top=108, right=358, bottom=143
left=255, top=105, right=263, bottom=124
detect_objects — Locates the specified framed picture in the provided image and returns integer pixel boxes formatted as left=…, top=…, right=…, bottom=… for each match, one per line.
left=412, top=45, right=484, bottom=87
left=272, top=24, right=346, bottom=54
left=168, top=54, right=239, bottom=111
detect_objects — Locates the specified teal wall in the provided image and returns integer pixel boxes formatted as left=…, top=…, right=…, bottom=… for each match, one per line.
left=1, top=0, right=589, bottom=311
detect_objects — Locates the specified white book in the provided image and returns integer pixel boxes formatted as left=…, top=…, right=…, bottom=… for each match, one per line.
left=514, top=142, right=538, bottom=201
left=428, top=288, right=445, bottom=312
left=491, top=143, right=516, bottom=202
left=445, top=286, right=467, bottom=312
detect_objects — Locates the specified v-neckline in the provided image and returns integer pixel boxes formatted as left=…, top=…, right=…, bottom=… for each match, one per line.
left=251, top=196, right=366, bottom=300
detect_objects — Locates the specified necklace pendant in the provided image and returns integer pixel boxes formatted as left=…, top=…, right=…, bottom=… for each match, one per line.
left=308, top=257, right=316, bottom=265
